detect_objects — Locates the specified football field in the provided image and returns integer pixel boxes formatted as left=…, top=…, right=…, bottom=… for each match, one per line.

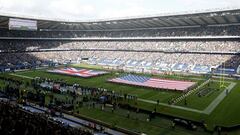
left=3, top=63, right=240, bottom=134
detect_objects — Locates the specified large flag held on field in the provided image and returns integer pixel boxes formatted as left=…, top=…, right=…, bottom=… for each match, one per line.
left=108, top=74, right=195, bottom=91
left=47, top=68, right=108, bottom=78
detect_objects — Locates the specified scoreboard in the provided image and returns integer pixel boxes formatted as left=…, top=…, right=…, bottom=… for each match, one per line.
left=9, top=18, right=37, bottom=31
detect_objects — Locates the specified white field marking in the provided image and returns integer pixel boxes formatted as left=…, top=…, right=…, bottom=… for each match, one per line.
left=10, top=73, right=34, bottom=79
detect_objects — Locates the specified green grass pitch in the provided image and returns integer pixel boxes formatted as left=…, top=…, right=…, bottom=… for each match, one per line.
left=1, top=63, right=240, bottom=134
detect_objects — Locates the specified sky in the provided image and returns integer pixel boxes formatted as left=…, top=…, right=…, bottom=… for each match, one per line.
left=0, top=0, right=239, bottom=21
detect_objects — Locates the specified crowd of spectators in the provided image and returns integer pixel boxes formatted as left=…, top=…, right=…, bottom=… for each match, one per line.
left=0, top=25, right=240, bottom=38
left=0, top=24, right=239, bottom=71
left=0, top=39, right=239, bottom=69
left=0, top=40, right=239, bottom=53
left=47, top=41, right=240, bottom=52
left=0, top=101, right=91, bottom=135
left=1, top=51, right=239, bottom=69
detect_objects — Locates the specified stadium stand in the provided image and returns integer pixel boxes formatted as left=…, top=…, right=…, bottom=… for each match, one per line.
left=0, top=41, right=239, bottom=53
left=0, top=9, right=239, bottom=75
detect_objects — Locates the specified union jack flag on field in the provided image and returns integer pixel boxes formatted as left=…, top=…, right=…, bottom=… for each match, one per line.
left=47, top=68, right=108, bottom=78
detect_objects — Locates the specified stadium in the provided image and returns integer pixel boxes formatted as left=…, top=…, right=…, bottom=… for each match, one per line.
left=0, top=3, right=240, bottom=135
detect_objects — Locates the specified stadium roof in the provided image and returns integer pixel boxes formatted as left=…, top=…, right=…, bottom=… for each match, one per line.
left=0, top=8, right=240, bottom=30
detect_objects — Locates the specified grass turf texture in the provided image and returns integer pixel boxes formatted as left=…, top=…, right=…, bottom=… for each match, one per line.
left=12, top=67, right=220, bottom=111
left=44, top=92, right=208, bottom=135
left=176, top=81, right=230, bottom=110
left=75, top=106, right=208, bottom=135
left=14, top=70, right=183, bottom=103
left=0, top=79, right=5, bottom=90
left=2, top=64, right=240, bottom=132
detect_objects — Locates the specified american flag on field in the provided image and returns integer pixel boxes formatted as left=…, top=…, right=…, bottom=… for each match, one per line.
left=108, top=74, right=195, bottom=91
left=47, top=68, right=108, bottom=78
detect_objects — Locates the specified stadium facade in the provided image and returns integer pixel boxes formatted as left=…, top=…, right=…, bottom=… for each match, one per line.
left=0, top=8, right=240, bottom=30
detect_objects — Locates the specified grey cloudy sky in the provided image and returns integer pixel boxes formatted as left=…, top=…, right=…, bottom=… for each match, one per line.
left=0, top=0, right=239, bottom=21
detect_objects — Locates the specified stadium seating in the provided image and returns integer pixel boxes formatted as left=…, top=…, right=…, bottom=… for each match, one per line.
left=0, top=25, right=239, bottom=75
left=0, top=40, right=239, bottom=53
